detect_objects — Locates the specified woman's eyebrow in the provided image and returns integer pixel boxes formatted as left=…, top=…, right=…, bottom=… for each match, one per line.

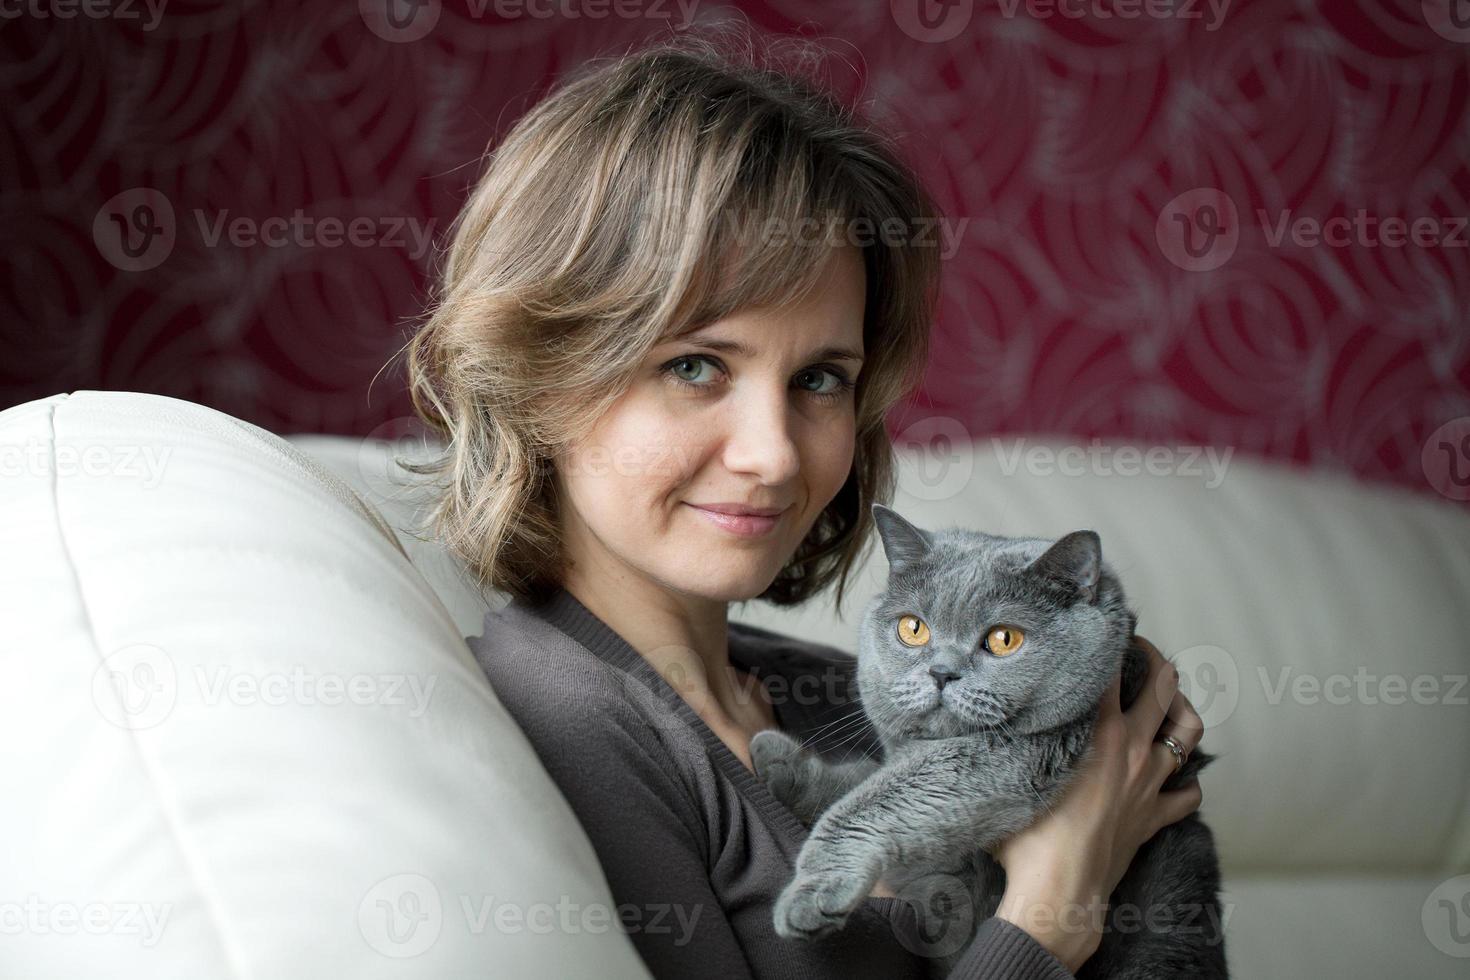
left=666, top=334, right=865, bottom=364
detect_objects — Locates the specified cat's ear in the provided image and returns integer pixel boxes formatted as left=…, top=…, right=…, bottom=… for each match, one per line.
left=871, top=503, right=932, bottom=574
left=1026, top=530, right=1101, bottom=604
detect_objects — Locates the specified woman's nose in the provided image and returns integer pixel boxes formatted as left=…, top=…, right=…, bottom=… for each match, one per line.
left=722, top=386, right=801, bottom=485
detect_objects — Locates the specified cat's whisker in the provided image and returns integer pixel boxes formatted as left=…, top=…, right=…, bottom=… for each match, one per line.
left=789, top=723, right=878, bottom=766
left=810, top=704, right=869, bottom=731
left=796, top=707, right=871, bottom=748
left=825, top=725, right=873, bottom=753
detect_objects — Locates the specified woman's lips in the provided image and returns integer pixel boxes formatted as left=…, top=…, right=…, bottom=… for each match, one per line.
left=686, top=503, right=786, bottom=537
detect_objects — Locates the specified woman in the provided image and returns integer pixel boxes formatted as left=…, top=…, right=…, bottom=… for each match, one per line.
left=401, top=28, right=1204, bottom=979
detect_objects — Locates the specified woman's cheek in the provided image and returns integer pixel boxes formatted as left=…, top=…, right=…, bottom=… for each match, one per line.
left=817, top=417, right=857, bottom=485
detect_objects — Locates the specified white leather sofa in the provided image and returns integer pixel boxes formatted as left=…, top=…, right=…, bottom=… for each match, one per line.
left=4, top=389, right=1468, bottom=979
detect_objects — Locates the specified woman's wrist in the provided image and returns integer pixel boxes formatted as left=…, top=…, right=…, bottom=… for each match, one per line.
left=993, top=864, right=1107, bottom=973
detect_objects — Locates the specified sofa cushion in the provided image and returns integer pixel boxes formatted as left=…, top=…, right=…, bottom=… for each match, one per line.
left=0, top=391, right=651, bottom=979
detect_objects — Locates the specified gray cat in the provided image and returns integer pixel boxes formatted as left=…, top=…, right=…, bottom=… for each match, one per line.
left=750, top=503, right=1226, bottom=978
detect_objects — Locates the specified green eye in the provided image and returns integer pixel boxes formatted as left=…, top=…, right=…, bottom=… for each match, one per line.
left=668, top=356, right=716, bottom=384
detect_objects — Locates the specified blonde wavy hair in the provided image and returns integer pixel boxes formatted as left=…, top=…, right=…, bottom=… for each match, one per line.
left=397, top=26, right=944, bottom=614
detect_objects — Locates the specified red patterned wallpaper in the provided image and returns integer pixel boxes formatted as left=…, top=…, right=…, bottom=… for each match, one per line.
left=4, top=0, right=1468, bottom=505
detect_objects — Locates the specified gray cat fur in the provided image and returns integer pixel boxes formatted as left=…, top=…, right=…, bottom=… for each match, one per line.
left=749, top=502, right=1226, bottom=978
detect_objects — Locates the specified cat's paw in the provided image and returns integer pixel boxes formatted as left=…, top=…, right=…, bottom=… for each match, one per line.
left=773, top=870, right=868, bottom=940
left=749, top=729, right=808, bottom=803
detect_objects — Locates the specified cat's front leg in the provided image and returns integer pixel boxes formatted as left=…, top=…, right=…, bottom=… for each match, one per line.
left=750, top=729, right=879, bottom=825
left=774, top=744, right=1044, bottom=942
left=772, top=811, right=886, bottom=940
left=773, top=770, right=935, bottom=941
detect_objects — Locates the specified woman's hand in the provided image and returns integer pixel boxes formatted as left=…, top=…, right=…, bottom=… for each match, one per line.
left=989, top=635, right=1205, bottom=970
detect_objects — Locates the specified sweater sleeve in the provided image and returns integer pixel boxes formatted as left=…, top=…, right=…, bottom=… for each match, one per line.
left=511, top=687, right=759, bottom=980
left=945, top=916, right=1076, bottom=979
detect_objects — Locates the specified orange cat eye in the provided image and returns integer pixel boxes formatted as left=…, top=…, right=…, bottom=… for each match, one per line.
left=984, top=625, right=1025, bottom=656
left=896, top=615, right=930, bottom=647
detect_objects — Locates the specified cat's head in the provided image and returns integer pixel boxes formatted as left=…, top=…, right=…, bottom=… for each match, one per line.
left=855, top=503, right=1134, bottom=742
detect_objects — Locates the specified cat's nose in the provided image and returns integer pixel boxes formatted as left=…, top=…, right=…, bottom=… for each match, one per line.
left=929, top=665, right=961, bottom=689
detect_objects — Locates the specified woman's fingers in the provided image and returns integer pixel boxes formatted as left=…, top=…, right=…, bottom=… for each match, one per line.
left=1090, top=670, right=1127, bottom=757
left=1151, top=779, right=1204, bottom=837
left=1158, top=685, right=1206, bottom=756
left=1127, top=634, right=1178, bottom=739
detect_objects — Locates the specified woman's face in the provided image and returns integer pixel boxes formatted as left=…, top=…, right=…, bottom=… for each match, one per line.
left=554, top=243, right=866, bottom=603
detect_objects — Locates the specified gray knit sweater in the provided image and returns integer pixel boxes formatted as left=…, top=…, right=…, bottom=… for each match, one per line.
left=467, top=584, right=1077, bottom=980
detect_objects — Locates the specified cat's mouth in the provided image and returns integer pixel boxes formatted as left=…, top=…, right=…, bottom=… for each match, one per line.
left=902, top=691, right=1009, bottom=737
left=941, top=687, right=1009, bottom=727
